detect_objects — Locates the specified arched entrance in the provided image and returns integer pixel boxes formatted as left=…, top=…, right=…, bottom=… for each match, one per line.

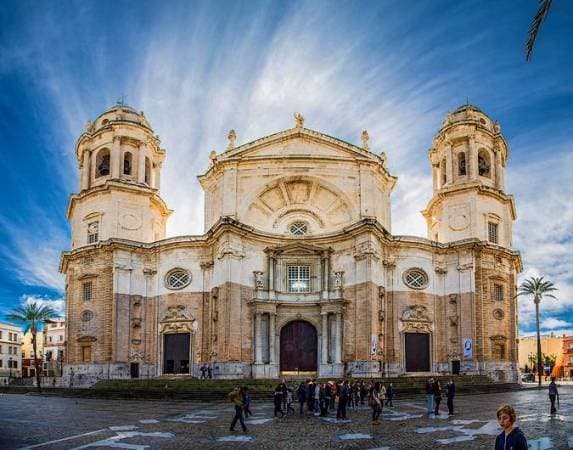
left=280, top=321, right=317, bottom=374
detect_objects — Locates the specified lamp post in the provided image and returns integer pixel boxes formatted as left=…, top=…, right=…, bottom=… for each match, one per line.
left=9, top=357, right=13, bottom=381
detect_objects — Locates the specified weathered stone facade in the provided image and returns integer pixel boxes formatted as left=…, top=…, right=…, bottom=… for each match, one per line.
left=60, top=105, right=522, bottom=385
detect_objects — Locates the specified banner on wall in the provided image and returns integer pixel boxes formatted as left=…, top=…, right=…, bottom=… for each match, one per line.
left=463, top=338, right=473, bottom=358
left=371, top=334, right=377, bottom=355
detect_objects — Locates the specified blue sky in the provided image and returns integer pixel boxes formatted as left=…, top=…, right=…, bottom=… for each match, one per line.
left=0, top=0, right=571, bottom=336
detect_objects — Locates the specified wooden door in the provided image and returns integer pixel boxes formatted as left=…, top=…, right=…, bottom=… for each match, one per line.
left=163, top=333, right=190, bottom=374
left=405, top=333, right=430, bottom=372
left=280, top=321, right=317, bottom=372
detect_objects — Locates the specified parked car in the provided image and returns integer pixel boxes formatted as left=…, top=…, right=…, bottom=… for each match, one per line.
left=521, top=373, right=535, bottom=382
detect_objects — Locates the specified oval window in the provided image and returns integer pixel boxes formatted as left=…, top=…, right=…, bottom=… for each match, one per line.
left=165, top=268, right=191, bottom=290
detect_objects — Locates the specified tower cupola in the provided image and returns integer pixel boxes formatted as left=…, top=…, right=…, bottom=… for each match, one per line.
left=67, top=103, right=171, bottom=249
left=422, top=105, right=516, bottom=247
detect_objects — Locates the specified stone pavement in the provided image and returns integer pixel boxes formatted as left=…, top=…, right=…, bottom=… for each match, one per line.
left=0, top=386, right=571, bottom=449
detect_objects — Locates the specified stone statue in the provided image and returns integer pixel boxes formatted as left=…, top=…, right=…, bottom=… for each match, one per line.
left=294, top=112, right=304, bottom=129
left=209, top=150, right=218, bottom=165
left=227, top=130, right=237, bottom=149
left=361, top=130, right=370, bottom=150
left=253, top=271, right=264, bottom=289
left=84, top=120, right=94, bottom=133
left=334, top=271, right=344, bottom=289
left=380, top=152, right=387, bottom=167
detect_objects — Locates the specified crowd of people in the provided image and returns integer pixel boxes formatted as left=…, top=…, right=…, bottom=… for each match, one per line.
left=226, top=375, right=561, bottom=449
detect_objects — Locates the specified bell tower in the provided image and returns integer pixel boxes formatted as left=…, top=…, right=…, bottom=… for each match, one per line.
left=68, top=103, right=171, bottom=249
left=422, top=105, right=516, bottom=247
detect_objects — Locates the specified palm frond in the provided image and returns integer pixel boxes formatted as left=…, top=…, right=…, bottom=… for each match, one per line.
left=526, top=0, right=553, bottom=61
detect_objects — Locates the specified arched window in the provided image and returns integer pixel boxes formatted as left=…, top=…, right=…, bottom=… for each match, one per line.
left=478, top=150, right=491, bottom=177
left=95, top=149, right=110, bottom=178
left=440, top=157, right=447, bottom=186
left=458, top=152, right=466, bottom=176
left=144, top=157, right=151, bottom=185
left=123, top=152, right=132, bottom=175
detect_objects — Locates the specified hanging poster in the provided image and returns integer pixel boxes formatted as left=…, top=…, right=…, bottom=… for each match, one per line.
left=463, top=338, right=473, bottom=358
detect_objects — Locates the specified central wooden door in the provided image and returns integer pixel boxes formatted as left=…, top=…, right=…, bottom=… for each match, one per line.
left=405, top=333, right=430, bottom=372
left=280, top=321, right=317, bottom=373
left=163, top=333, right=190, bottom=374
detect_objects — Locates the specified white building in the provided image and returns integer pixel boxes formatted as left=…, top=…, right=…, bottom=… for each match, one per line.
left=0, top=322, right=22, bottom=382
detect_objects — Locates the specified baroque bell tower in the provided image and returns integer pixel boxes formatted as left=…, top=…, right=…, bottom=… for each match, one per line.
left=68, top=104, right=171, bottom=249
left=422, top=105, right=516, bottom=247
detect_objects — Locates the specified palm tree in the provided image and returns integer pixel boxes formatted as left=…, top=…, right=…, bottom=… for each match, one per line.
left=517, top=276, right=558, bottom=386
left=6, top=302, right=57, bottom=390
left=526, top=0, right=553, bottom=61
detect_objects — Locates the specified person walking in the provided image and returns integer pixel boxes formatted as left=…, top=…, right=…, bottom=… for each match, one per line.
left=337, top=380, right=349, bottom=420
left=433, top=379, right=442, bottom=416
left=319, top=383, right=329, bottom=417
left=207, top=364, right=213, bottom=379
left=243, top=387, right=253, bottom=418
left=297, top=381, right=307, bottom=416
left=494, top=405, right=528, bottom=450
left=200, top=365, right=207, bottom=380
left=385, top=383, right=394, bottom=407
left=360, top=381, right=367, bottom=405
left=446, top=379, right=455, bottom=416
left=548, top=376, right=559, bottom=414
left=307, top=379, right=316, bottom=413
left=425, top=378, right=434, bottom=416
left=228, top=387, right=248, bottom=432
left=286, top=388, right=295, bottom=415
left=273, top=384, right=285, bottom=417
left=313, top=380, right=321, bottom=415
left=368, top=382, right=382, bottom=424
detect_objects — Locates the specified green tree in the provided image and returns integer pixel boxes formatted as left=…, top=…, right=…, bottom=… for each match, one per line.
left=6, top=302, right=57, bottom=390
left=526, top=0, right=553, bottom=61
left=517, top=276, right=558, bottom=386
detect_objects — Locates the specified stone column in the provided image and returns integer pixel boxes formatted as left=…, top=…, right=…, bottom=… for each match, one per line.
left=432, top=165, right=438, bottom=192
left=495, top=150, right=504, bottom=190
left=322, top=255, right=329, bottom=300
left=268, top=255, right=275, bottom=300
left=81, top=150, right=91, bottom=190
left=138, top=143, right=147, bottom=184
left=445, top=149, right=453, bottom=184
left=335, top=312, right=342, bottom=364
left=321, top=313, right=328, bottom=364
left=254, top=313, right=262, bottom=364
left=269, top=313, right=276, bottom=365
left=111, top=137, right=121, bottom=179
left=468, top=137, right=477, bottom=181
left=155, top=162, right=162, bottom=190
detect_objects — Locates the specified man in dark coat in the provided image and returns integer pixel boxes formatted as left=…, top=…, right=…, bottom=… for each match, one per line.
left=446, top=379, right=455, bottom=416
left=297, top=381, right=307, bottom=415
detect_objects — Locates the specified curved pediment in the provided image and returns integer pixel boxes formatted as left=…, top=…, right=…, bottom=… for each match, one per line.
left=240, top=175, right=357, bottom=235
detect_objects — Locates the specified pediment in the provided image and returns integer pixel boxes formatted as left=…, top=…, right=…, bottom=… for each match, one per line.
left=219, top=128, right=382, bottom=164
left=266, top=242, right=331, bottom=256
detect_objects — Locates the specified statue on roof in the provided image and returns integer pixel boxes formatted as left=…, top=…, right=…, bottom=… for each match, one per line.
left=361, top=130, right=370, bottom=150
left=227, top=130, right=237, bottom=149
left=294, top=112, right=304, bottom=129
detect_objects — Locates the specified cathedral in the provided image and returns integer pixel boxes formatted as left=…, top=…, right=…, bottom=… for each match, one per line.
left=60, top=104, right=522, bottom=384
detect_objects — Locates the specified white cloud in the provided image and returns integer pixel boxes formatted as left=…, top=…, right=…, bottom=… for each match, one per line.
left=540, top=318, right=572, bottom=330
left=21, top=294, right=65, bottom=318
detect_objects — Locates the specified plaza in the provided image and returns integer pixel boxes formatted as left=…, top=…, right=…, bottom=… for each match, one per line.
left=1, top=385, right=571, bottom=449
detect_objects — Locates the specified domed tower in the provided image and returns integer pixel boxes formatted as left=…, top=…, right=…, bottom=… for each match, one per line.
left=422, top=105, right=516, bottom=246
left=68, top=104, right=171, bottom=248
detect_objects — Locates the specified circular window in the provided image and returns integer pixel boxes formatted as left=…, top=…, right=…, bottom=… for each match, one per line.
left=403, top=268, right=429, bottom=290
left=81, top=310, right=93, bottom=322
left=165, top=268, right=191, bottom=290
left=493, top=309, right=505, bottom=320
left=289, top=222, right=308, bottom=236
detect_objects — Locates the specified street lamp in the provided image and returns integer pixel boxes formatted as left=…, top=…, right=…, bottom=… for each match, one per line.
left=8, top=357, right=13, bottom=381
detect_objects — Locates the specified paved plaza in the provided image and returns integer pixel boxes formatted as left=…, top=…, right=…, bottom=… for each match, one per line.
left=1, top=386, right=572, bottom=449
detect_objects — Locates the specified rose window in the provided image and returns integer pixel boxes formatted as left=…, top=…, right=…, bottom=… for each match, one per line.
left=165, top=268, right=191, bottom=290
left=403, top=269, right=429, bottom=290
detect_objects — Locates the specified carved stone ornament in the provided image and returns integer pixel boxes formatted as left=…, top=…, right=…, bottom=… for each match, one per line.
left=132, top=318, right=142, bottom=328
left=490, top=334, right=507, bottom=343
left=493, top=309, right=505, bottom=320
left=130, top=349, right=144, bottom=361
left=216, top=241, right=245, bottom=260
left=378, top=286, right=386, bottom=299
left=334, top=271, right=344, bottom=289
left=378, top=310, right=385, bottom=322
left=227, top=129, right=237, bottom=149
left=77, top=335, right=97, bottom=343
left=382, top=256, right=397, bottom=268
left=253, top=271, right=264, bottom=289
left=160, top=305, right=198, bottom=334
left=457, top=263, right=473, bottom=272
left=353, top=241, right=379, bottom=260
left=361, top=130, right=370, bottom=150
left=399, top=305, right=433, bottom=333
left=448, top=293, right=459, bottom=304
left=449, top=315, right=459, bottom=326
left=434, top=264, right=448, bottom=275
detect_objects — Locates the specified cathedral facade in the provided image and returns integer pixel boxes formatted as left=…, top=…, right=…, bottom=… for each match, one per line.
left=60, top=104, right=522, bottom=384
